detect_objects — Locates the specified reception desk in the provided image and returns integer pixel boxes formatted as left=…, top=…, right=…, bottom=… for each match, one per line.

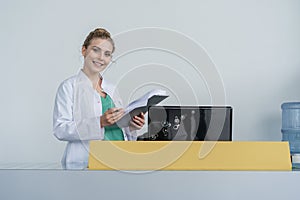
left=1, top=169, right=300, bottom=199
left=0, top=141, right=297, bottom=199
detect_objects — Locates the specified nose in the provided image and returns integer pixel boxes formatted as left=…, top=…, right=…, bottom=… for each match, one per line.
left=98, top=52, right=104, bottom=60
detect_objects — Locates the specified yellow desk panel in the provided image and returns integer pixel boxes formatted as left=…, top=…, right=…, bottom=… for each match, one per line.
left=88, top=141, right=291, bottom=171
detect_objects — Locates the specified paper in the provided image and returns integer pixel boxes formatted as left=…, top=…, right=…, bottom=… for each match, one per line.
left=116, top=89, right=168, bottom=127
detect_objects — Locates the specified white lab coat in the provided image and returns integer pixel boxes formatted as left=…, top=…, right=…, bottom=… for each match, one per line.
left=53, top=70, right=137, bottom=169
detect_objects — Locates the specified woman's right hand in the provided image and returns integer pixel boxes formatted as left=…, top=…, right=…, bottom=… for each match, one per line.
left=100, top=108, right=124, bottom=127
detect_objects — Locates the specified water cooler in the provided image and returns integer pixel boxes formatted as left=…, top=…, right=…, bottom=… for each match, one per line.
left=281, top=102, right=300, bottom=168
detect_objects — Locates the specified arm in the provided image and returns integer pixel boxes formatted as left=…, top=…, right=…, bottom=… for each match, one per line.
left=53, top=81, right=103, bottom=141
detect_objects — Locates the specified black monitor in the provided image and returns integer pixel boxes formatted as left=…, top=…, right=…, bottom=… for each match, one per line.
left=138, top=106, right=233, bottom=141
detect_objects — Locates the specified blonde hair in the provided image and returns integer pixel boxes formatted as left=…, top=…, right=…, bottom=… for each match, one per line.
left=82, top=28, right=115, bottom=53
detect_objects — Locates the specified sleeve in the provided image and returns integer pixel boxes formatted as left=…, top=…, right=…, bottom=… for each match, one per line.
left=124, top=127, right=138, bottom=141
left=53, top=80, right=104, bottom=141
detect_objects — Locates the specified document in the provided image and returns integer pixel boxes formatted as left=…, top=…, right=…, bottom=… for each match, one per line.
left=117, top=89, right=169, bottom=127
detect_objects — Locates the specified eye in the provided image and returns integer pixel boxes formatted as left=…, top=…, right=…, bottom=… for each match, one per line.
left=105, top=52, right=112, bottom=57
left=92, top=47, right=100, bottom=52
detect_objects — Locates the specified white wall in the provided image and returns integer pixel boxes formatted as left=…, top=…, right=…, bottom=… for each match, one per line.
left=0, top=0, right=300, bottom=164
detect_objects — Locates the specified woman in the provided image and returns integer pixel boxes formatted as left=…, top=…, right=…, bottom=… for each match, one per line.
left=53, top=28, right=145, bottom=169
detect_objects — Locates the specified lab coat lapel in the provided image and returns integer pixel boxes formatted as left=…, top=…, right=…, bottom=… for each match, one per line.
left=102, top=79, right=123, bottom=108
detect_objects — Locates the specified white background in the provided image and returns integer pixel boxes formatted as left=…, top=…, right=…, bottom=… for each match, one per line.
left=0, top=0, right=300, bottom=164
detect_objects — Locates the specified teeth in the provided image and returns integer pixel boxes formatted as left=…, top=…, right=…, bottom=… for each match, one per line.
left=93, top=61, right=103, bottom=66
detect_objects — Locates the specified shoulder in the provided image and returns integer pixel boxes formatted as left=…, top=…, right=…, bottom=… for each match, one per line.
left=56, top=74, right=77, bottom=95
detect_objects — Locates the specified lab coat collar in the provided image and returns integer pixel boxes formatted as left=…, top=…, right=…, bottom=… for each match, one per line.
left=77, top=69, right=115, bottom=97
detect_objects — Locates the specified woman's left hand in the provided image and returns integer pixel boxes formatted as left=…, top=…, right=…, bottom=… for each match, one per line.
left=129, top=112, right=145, bottom=131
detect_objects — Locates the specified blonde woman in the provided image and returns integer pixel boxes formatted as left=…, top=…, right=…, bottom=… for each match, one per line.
left=53, top=28, right=145, bottom=169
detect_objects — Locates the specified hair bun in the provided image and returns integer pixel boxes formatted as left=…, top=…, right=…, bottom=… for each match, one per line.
left=82, top=28, right=115, bottom=52
left=94, top=28, right=111, bottom=38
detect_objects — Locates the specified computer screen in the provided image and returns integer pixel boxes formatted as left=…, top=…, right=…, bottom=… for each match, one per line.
left=138, top=106, right=232, bottom=141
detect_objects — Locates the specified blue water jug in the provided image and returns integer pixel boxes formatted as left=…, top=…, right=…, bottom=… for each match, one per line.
left=281, top=102, right=300, bottom=168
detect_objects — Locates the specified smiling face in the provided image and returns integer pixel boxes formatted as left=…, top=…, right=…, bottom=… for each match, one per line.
left=82, top=38, right=113, bottom=74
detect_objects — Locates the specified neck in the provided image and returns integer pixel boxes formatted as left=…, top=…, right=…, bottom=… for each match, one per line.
left=81, top=67, right=102, bottom=88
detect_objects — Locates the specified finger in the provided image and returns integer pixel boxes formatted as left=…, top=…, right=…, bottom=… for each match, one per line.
left=132, top=117, right=144, bottom=126
left=117, top=108, right=125, bottom=113
left=134, top=115, right=145, bottom=124
left=130, top=120, right=142, bottom=129
left=113, top=110, right=125, bottom=120
left=108, top=108, right=124, bottom=114
left=108, top=111, right=125, bottom=124
left=106, top=108, right=124, bottom=120
left=134, top=119, right=144, bottom=127
left=136, top=112, right=145, bottom=119
left=107, top=116, right=115, bottom=124
left=113, top=115, right=122, bottom=122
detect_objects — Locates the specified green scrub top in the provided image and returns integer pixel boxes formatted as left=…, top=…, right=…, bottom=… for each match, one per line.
left=101, top=94, right=124, bottom=141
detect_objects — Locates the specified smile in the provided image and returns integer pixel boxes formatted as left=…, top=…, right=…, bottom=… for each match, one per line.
left=93, top=61, right=104, bottom=67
